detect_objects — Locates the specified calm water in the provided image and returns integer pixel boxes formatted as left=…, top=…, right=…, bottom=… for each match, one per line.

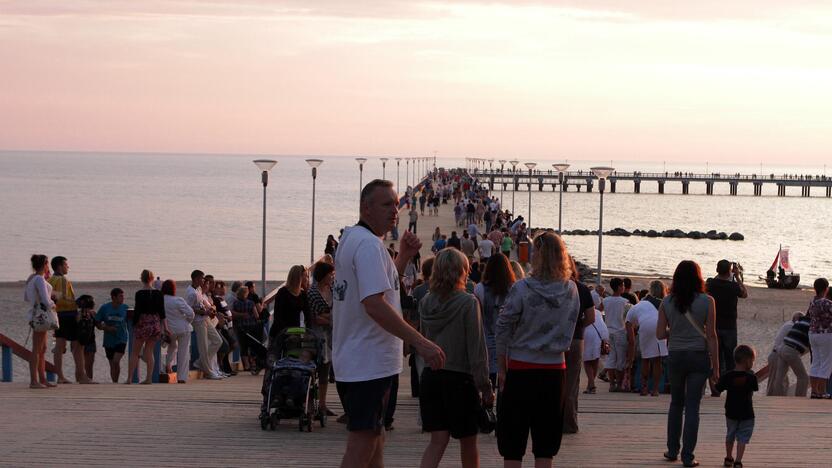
left=1, top=151, right=831, bottom=285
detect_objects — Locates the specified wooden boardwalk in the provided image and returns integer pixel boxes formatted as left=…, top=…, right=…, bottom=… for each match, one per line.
left=2, top=371, right=832, bottom=467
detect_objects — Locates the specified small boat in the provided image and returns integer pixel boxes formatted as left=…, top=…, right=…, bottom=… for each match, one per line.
left=764, top=245, right=800, bottom=289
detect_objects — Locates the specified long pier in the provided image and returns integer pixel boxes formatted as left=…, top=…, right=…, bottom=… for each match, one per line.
left=474, top=169, right=832, bottom=197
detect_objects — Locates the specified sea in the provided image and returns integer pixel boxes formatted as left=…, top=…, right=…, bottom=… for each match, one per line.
left=2, top=150, right=831, bottom=286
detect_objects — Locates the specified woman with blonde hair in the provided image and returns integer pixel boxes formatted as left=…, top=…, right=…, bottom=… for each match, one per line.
left=419, top=248, right=493, bottom=468
left=127, top=269, right=169, bottom=384
left=495, top=231, right=580, bottom=468
left=270, top=265, right=310, bottom=339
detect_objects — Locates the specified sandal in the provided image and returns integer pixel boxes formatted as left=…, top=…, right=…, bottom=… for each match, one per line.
left=724, top=456, right=734, bottom=467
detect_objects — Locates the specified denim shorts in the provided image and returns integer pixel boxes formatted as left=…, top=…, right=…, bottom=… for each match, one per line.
left=726, top=418, right=754, bottom=444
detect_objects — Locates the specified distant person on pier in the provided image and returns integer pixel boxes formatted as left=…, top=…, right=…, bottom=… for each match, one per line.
left=333, top=180, right=445, bottom=468
left=657, top=260, right=719, bottom=468
left=24, top=254, right=56, bottom=389
left=325, top=234, right=339, bottom=257
left=706, top=260, right=748, bottom=395
left=408, top=206, right=419, bottom=234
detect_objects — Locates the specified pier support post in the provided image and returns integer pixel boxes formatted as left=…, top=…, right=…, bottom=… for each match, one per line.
left=705, top=181, right=714, bottom=195
left=610, top=180, right=616, bottom=193
left=489, top=176, right=494, bottom=190
left=634, top=180, right=641, bottom=193
left=753, top=183, right=762, bottom=196
left=657, top=181, right=664, bottom=194
left=513, top=176, right=518, bottom=191
left=538, top=177, right=544, bottom=191
left=682, top=181, right=689, bottom=194
left=729, top=182, right=738, bottom=196
left=586, top=180, right=593, bottom=192
left=827, top=186, right=831, bottom=198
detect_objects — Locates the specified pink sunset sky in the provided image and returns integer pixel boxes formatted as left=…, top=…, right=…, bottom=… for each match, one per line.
left=2, top=0, right=832, bottom=164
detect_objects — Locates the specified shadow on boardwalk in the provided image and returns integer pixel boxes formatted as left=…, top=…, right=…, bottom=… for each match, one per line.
left=1, top=370, right=831, bottom=467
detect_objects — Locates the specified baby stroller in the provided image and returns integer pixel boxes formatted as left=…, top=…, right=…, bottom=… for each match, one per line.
left=259, top=327, right=325, bottom=432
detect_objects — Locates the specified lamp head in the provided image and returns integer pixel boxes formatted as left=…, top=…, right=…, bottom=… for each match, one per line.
left=253, top=159, right=277, bottom=172
left=524, top=162, right=537, bottom=170
left=509, top=159, right=519, bottom=168
left=355, top=157, right=368, bottom=164
left=591, top=166, right=615, bottom=179
left=552, top=163, right=570, bottom=172
left=380, top=157, right=389, bottom=163
left=305, top=158, right=323, bottom=168
left=498, top=159, right=507, bottom=164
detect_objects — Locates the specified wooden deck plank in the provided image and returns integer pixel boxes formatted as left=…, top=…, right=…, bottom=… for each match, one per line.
left=2, top=370, right=831, bottom=467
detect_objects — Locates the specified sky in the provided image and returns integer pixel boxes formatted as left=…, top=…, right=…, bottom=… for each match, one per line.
left=2, top=0, right=832, bottom=165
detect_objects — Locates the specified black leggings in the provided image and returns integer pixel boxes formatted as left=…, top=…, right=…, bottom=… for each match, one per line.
left=497, top=368, right=565, bottom=461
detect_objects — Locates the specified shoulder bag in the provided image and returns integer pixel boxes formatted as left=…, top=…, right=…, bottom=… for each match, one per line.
left=592, top=323, right=610, bottom=356
left=29, top=277, right=59, bottom=332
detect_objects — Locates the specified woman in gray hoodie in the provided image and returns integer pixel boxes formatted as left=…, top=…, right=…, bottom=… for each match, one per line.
left=419, top=248, right=494, bottom=468
left=495, top=231, right=580, bottom=468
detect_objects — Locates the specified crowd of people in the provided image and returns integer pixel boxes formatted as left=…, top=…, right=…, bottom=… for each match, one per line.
left=22, top=168, right=832, bottom=468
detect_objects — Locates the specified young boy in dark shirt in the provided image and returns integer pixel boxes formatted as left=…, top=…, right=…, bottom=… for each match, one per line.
left=715, top=344, right=758, bottom=468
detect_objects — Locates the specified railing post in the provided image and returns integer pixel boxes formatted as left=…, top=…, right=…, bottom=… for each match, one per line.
left=2, top=344, right=11, bottom=382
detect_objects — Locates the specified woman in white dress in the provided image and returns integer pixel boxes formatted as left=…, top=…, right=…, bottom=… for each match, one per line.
left=583, top=309, right=608, bottom=394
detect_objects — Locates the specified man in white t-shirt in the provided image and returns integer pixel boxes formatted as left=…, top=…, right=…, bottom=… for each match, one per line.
left=477, top=235, right=495, bottom=262
left=625, top=280, right=669, bottom=396
left=333, top=179, right=445, bottom=468
left=602, top=277, right=631, bottom=392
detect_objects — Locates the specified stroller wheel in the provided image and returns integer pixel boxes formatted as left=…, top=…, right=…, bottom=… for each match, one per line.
left=270, top=413, right=280, bottom=430
left=260, top=418, right=268, bottom=431
left=319, top=412, right=327, bottom=428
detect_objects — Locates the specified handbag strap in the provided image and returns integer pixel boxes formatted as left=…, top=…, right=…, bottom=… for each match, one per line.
left=591, top=323, right=603, bottom=340
left=682, top=309, right=708, bottom=340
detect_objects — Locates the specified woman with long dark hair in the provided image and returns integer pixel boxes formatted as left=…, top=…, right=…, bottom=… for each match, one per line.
left=24, top=254, right=55, bottom=389
left=657, top=260, right=719, bottom=467
left=495, top=232, right=580, bottom=468
left=473, top=254, right=516, bottom=385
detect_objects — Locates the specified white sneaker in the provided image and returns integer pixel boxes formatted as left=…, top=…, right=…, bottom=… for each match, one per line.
left=205, top=373, right=223, bottom=380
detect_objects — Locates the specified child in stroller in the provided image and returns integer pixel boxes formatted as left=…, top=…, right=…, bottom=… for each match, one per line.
left=259, top=327, right=326, bottom=432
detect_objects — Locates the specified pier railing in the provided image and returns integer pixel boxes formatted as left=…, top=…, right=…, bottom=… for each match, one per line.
left=0, top=332, right=58, bottom=382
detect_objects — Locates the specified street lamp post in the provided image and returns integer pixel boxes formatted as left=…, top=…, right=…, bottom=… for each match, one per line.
left=509, top=160, right=519, bottom=215
left=395, top=158, right=402, bottom=192
left=253, top=159, right=277, bottom=299
left=498, top=159, right=506, bottom=205
left=524, top=162, right=537, bottom=226
left=591, top=166, right=615, bottom=285
left=406, top=158, right=411, bottom=188
left=356, top=158, right=368, bottom=206
left=380, top=157, right=388, bottom=180
left=306, top=159, right=323, bottom=263
left=553, top=163, right=570, bottom=233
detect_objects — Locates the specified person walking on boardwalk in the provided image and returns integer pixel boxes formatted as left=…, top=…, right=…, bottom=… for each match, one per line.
left=24, top=254, right=56, bottom=389
left=418, top=248, right=493, bottom=468
left=562, top=257, right=595, bottom=433
left=706, top=260, right=747, bottom=395
left=48, top=256, right=92, bottom=384
left=494, top=231, right=580, bottom=468
left=657, top=260, right=720, bottom=468
left=408, top=206, right=419, bottom=234
left=332, top=179, right=445, bottom=468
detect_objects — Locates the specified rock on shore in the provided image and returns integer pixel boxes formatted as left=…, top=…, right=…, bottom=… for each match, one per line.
left=559, top=227, right=744, bottom=240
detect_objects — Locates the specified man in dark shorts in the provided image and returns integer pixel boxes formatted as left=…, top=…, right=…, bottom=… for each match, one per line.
left=332, top=179, right=445, bottom=468
left=95, top=288, right=129, bottom=383
left=707, top=259, right=748, bottom=395
left=47, top=256, right=93, bottom=384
